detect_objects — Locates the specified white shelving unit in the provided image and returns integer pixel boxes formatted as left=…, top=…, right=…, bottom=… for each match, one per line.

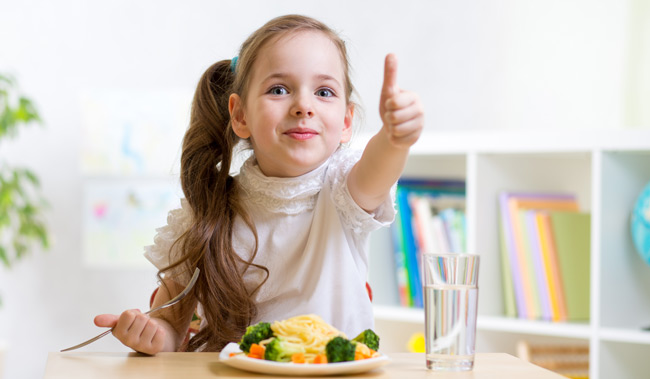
left=364, top=129, right=650, bottom=379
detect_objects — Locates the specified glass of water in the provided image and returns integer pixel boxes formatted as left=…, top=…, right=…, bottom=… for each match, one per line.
left=423, top=253, right=480, bottom=371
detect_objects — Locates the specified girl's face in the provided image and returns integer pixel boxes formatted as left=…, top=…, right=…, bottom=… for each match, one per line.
left=229, top=31, right=353, bottom=178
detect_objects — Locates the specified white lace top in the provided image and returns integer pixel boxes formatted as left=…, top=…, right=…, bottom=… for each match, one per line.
left=144, top=148, right=396, bottom=337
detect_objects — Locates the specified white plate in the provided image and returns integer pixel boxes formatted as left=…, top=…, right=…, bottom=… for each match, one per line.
left=219, top=342, right=391, bottom=376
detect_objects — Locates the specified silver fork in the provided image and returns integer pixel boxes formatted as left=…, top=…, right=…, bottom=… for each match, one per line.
left=61, top=267, right=200, bottom=352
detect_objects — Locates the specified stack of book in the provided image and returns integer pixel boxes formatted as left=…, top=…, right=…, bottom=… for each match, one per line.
left=391, top=178, right=466, bottom=308
left=499, top=192, right=591, bottom=321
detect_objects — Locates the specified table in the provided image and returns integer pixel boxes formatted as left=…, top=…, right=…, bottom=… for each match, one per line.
left=44, top=352, right=565, bottom=378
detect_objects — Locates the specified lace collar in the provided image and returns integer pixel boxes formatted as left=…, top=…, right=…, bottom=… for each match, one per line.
left=237, top=156, right=329, bottom=215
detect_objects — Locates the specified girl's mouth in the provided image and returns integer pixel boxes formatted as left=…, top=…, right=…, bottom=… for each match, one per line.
left=284, top=128, right=318, bottom=140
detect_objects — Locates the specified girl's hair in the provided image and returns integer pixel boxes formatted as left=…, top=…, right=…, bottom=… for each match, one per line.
left=158, top=14, right=355, bottom=352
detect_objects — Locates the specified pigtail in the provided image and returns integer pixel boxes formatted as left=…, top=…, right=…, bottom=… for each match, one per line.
left=164, top=60, right=266, bottom=352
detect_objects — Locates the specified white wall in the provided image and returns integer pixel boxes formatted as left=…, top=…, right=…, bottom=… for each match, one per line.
left=0, top=0, right=635, bottom=378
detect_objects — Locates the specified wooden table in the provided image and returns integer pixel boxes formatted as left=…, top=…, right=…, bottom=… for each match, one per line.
left=44, top=352, right=565, bottom=378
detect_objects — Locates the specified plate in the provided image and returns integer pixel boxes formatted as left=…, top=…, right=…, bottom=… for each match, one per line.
left=218, top=342, right=391, bottom=376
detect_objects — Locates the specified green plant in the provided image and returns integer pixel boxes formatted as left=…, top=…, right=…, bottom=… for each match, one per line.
left=0, top=73, right=49, bottom=296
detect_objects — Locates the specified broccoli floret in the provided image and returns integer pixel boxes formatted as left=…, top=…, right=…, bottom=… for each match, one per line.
left=239, top=322, right=274, bottom=353
left=263, top=337, right=304, bottom=362
left=325, top=336, right=357, bottom=363
left=352, top=329, right=380, bottom=351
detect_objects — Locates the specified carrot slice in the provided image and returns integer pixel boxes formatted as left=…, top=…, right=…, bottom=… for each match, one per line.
left=291, top=352, right=305, bottom=364
left=313, top=354, right=328, bottom=364
left=249, top=343, right=266, bottom=357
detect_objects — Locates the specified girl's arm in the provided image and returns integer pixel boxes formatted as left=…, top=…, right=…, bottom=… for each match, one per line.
left=94, top=279, right=197, bottom=355
left=347, top=54, right=423, bottom=212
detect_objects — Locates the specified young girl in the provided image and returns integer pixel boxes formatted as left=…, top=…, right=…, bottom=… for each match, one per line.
left=94, top=14, right=423, bottom=354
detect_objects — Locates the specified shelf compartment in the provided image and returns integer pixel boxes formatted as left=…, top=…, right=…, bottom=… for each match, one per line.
left=401, top=153, right=466, bottom=180
left=598, top=150, right=650, bottom=330
left=473, top=152, right=592, bottom=318
left=599, top=340, right=650, bottom=378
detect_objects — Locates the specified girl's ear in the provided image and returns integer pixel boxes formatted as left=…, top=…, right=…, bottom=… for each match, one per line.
left=340, top=103, right=354, bottom=143
left=229, top=93, right=250, bottom=138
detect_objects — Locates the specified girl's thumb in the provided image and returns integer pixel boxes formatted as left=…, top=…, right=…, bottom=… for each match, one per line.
left=94, top=314, right=119, bottom=328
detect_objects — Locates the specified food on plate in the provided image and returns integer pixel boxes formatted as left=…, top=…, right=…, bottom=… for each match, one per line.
left=239, top=322, right=274, bottom=354
left=236, top=314, right=380, bottom=364
left=325, top=336, right=356, bottom=362
left=351, top=328, right=380, bottom=351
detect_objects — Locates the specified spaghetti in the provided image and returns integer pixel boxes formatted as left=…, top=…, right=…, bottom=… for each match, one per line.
left=241, top=314, right=379, bottom=363
left=260, top=314, right=345, bottom=363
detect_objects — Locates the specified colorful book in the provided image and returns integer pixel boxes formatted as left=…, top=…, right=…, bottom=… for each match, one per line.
left=498, top=202, right=518, bottom=318
left=390, top=211, right=411, bottom=307
left=440, top=208, right=463, bottom=253
left=524, top=210, right=552, bottom=321
left=391, top=179, right=466, bottom=308
left=536, top=211, right=568, bottom=321
left=396, top=186, right=421, bottom=307
left=500, top=192, right=577, bottom=319
left=550, top=211, right=591, bottom=321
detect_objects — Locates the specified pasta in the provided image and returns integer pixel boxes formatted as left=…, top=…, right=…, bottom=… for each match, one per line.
left=261, top=314, right=345, bottom=363
left=239, top=314, right=380, bottom=363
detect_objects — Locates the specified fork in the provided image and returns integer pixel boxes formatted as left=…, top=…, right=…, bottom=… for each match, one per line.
left=61, top=267, right=200, bottom=352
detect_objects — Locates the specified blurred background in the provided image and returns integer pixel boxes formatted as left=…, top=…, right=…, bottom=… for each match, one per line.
left=0, top=0, right=648, bottom=377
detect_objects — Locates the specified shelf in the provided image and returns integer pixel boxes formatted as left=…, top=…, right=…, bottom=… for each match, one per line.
left=373, top=305, right=591, bottom=339
left=373, top=305, right=423, bottom=324
left=366, top=129, right=650, bottom=379
left=477, top=316, right=591, bottom=339
left=354, top=129, right=650, bottom=154
left=599, top=328, right=650, bottom=345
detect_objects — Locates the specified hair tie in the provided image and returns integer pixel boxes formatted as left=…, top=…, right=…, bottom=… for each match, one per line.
left=230, top=56, right=239, bottom=73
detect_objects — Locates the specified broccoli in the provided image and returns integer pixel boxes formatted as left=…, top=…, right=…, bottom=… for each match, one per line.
left=263, top=337, right=305, bottom=362
left=352, top=329, right=380, bottom=351
left=325, top=336, right=357, bottom=363
left=239, top=322, right=274, bottom=353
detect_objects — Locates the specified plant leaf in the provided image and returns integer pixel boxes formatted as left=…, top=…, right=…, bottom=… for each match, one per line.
left=0, top=245, right=10, bottom=268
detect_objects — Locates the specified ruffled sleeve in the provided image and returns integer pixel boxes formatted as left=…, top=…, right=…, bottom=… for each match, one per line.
left=327, top=148, right=397, bottom=234
left=143, top=198, right=193, bottom=270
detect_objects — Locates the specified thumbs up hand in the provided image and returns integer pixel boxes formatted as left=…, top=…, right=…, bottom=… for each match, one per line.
left=379, top=54, right=423, bottom=148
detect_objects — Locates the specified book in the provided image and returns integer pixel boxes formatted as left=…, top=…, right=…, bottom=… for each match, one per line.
left=524, top=210, right=552, bottom=321
left=550, top=211, right=591, bottom=321
left=396, top=186, right=421, bottom=307
left=515, top=209, right=543, bottom=319
left=390, top=210, right=411, bottom=307
left=500, top=192, right=578, bottom=319
left=536, top=211, right=568, bottom=321
left=498, top=202, right=518, bottom=318
left=391, top=179, right=466, bottom=308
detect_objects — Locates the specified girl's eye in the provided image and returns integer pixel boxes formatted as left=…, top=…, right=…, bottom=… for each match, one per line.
left=269, top=86, right=288, bottom=95
left=316, top=88, right=334, bottom=98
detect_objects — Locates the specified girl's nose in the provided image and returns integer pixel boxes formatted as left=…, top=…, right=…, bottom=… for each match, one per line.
left=291, top=93, right=314, bottom=118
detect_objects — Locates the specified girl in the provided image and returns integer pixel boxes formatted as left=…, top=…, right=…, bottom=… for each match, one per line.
left=94, top=14, right=423, bottom=354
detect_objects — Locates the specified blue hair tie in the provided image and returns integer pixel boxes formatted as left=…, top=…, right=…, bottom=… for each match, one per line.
left=230, top=56, right=238, bottom=73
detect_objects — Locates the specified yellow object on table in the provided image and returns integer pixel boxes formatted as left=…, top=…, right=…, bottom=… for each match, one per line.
left=407, top=332, right=425, bottom=353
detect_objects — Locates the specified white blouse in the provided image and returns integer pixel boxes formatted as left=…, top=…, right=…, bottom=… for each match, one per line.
left=144, top=148, right=396, bottom=337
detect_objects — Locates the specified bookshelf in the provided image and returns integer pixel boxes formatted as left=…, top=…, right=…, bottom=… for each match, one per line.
left=362, top=129, right=650, bottom=379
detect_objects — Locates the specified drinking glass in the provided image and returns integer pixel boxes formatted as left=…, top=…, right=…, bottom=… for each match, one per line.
left=423, top=253, right=480, bottom=371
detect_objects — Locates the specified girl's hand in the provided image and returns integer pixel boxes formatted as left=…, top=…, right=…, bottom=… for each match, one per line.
left=94, top=310, right=167, bottom=355
left=379, top=53, right=424, bottom=148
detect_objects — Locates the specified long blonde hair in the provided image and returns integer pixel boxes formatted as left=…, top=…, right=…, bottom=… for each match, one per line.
left=161, top=14, right=355, bottom=352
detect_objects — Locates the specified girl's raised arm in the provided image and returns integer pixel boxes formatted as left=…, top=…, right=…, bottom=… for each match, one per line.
left=347, top=54, right=424, bottom=212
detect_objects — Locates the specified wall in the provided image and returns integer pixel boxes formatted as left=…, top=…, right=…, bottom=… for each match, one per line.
left=0, top=0, right=633, bottom=377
